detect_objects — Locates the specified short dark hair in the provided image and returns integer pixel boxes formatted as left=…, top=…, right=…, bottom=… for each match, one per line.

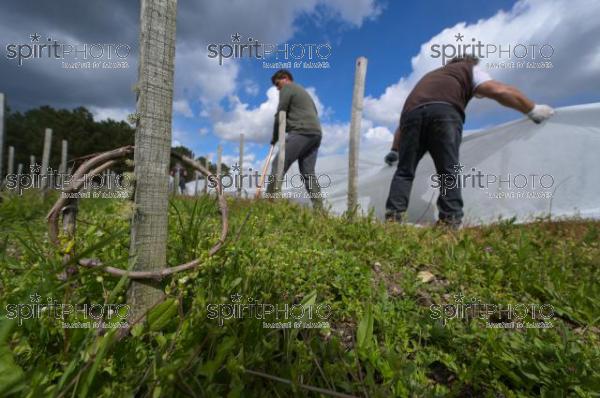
left=271, top=69, right=294, bottom=85
left=448, top=55, right=479, bottom=65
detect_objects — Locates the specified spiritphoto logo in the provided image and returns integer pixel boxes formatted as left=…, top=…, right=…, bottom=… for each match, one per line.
left=206, top=292, right=332, bottom=329
left=5, top=33, right=131, bottom=69
left=207, top=162, right=332, bottom=192
left=262, top=191, right=329, bottom=200
left=430, top=32, right=554, bottom=68
left=3, top=163, right=132, bottom=197
left=430, top=163, right=554, bottom=199
left=430, top=293, right=555, bottom=329
left=207, top=33, right=332, bottom=69
left=4, top=292, right=129, bottom=329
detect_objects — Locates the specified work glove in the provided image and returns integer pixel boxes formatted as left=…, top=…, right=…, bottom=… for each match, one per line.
left=384, top=150, right=399, bottom=165
left=527, top=104, right=555, bottom=124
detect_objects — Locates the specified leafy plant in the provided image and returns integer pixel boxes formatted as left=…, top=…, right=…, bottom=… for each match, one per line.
left=0, top=191, right=598, bottom=396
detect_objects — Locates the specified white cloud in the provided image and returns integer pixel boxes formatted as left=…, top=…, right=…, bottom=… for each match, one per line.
left=213, top=87, right=279, bottom=142
left=175, top=45, right=239, bottom=104
left=178, top=0, right=380, bottom=45
left=243, top=80, right=260, bottom=96
left=211, top=85, right=337, bottom=146
left=221, top=151, right=260, bottom=172
left=173, top=99, right=193, bottom=117
left=172, top=129, right=188, bottom=148
left=363, top=79, right=410, bottom=127
left=89, top=106, right=132, bottom=123
left=364, top=0, right=600, bottom=128
left=172, top=0, right=380, bottom=117
left=319, top=122, right=350, bottom=155
left=364, top=125, right=392, bottom=143
left=187, top=0, right=600, bottom=161
left=210, top=85, right=389, bottom=156
left=305, top=86, right=333, bottom=118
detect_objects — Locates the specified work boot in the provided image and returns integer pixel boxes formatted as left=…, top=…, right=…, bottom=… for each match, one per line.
left=311, top=196, right=324, bottom=212
left=435, top=218, right=462, bottom=231
left=385, top=210, right=404, bottom=223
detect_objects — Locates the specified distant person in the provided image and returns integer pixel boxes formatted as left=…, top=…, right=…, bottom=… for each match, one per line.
left=170, top=162, right=187, bottom=194
left=266, top=69, right=324, bottom=210
left=384, top=55, right=554, bottom=228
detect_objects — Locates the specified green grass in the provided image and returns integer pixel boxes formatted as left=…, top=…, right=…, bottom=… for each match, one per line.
left=0, top=191, right=599, bottom=397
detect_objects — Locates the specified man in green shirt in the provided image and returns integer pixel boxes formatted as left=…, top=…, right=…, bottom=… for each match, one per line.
left=266, top=69, right=324, bottom=210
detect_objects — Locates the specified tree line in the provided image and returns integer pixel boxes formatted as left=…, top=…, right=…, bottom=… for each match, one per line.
left=3, top=104, right=228, bottom=181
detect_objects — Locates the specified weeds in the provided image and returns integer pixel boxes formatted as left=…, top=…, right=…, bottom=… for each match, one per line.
left=0, top=191, right=598, bottom=396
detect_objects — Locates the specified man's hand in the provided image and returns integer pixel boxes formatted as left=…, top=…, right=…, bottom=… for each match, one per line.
left=527, top=104, right=555, bottom=124
left=384, top=150, right=399, bottom=165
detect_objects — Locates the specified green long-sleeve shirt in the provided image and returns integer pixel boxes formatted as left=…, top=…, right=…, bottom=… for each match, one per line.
left=271, top=82, right=322, bottom=144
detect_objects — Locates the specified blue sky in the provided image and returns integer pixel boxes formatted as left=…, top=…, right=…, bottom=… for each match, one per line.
left=2, top=0, right=598, bottom=170
left=174, top=0, right=516, bottom=161
left=245, top=0, right=518, bottom=122
left=167, top=0, right=599, bottom=169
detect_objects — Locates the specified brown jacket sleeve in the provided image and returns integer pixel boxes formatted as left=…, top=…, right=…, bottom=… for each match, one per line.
left=391, top=126, right=402, bottom=152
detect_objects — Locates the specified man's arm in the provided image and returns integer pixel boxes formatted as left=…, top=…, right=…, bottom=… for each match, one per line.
left=474, top=80, right=554, bottom=123
left=391, top=126, right=401, bottom=152
left=384, top=126, right=401, bottom=165
left=271, top=86, right=293, bottom=145
left=474, top=80, right=534, bottom=113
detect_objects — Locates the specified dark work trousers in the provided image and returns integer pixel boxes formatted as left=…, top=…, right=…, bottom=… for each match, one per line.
left=385, top=103, right=464, bottom=224
left=266, top=132, right=323, bottom=209
left=178, top=172, right=187, bottom=193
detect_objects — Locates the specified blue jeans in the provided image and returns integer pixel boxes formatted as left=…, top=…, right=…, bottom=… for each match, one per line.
left=385, top=103, right=464, bottom=224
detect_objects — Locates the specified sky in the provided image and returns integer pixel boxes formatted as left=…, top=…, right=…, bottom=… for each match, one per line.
left=1, top=0, right=599, bottom=171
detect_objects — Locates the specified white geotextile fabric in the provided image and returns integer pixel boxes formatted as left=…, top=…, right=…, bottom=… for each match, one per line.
left=189, top=103, right=600, bottom=226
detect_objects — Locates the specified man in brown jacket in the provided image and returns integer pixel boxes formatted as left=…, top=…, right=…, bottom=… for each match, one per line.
left=384, top=55, right=554, bottom=227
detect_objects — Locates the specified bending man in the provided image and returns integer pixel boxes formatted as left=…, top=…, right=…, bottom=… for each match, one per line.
left=384, top=55, right=554, bottom=228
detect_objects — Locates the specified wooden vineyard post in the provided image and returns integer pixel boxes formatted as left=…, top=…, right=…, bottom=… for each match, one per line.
left=347, top=57, right=367, bottom=213
left=127, top=0, right=178, bottom=320
left=275, top=111, right=286, bottom=194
